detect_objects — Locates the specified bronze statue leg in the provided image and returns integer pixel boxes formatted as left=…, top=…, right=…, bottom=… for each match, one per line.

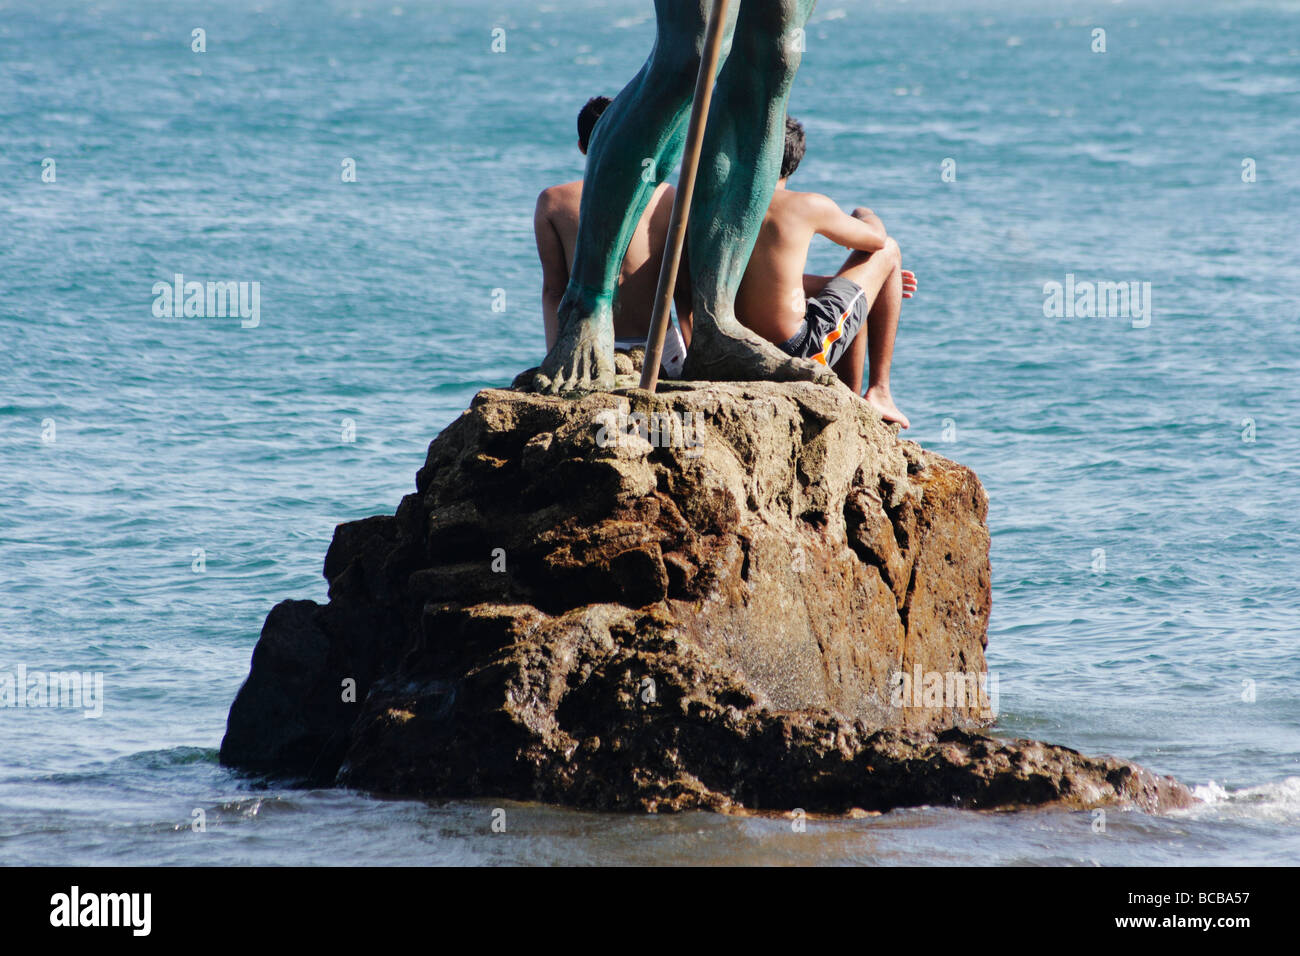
left=535, top=0, right=738, bottom=395
left=681, top=0, right=839, bottom=386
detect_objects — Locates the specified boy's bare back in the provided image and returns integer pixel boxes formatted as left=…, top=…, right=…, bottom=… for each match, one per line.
left=736, top=185, right=889, bottom=345
left=535, top=180, right=675, bottom=344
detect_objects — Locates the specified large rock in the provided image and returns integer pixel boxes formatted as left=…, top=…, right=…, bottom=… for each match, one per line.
left=220, top=376, right=1192, bottom=813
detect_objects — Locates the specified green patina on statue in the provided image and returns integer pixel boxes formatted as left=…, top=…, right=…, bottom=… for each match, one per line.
left=534, top=0, right=836, bottom=395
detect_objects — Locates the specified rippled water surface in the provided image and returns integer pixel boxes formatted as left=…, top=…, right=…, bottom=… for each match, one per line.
left=2, top=0, right=1298, bottom=865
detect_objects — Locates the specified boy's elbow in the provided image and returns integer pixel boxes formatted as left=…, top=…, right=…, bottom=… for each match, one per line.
left=850, top=206, right=887, bottom=234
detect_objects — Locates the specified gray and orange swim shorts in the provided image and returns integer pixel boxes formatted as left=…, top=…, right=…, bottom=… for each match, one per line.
left=775, top=276, right=870, bottom=368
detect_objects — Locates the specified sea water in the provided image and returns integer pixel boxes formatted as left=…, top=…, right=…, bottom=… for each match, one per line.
left=2, top=0, right=1297, bottom=865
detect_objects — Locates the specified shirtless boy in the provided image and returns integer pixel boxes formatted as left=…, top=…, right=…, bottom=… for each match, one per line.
left=735, top=116, right=916, bottom=426
left=533, top=96, right=689, bottom=377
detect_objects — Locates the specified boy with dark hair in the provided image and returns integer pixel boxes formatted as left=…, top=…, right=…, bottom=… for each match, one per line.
left=577, top=95, right=611, bottom=154
left=534, top=97, right=689, bottom=376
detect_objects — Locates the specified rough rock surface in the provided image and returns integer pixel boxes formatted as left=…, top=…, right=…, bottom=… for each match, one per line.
left=220, top=374, right=1192, bottom=813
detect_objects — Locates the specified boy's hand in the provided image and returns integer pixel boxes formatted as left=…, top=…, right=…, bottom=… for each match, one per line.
left=902, top=269, right=917, bottom=299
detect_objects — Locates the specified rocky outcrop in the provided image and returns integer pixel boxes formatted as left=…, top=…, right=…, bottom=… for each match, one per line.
left=219, top=372, right=1192, bottom=813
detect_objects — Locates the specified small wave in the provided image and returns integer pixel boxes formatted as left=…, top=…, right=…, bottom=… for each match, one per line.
left=120, top=746, right=218, bottom=770
left=1191, top=72, right=1300, bottom=96
left=209, top=795, right=308, bottom=821
left=1184, top=776, right=1300, bottom=822
left=612, top=13, right=651, bottom=29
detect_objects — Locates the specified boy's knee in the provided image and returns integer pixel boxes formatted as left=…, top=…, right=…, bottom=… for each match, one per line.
left=881, top=236, right=901, bottom=266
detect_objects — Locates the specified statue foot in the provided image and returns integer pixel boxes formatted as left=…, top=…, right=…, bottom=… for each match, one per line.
left=682, top=314, right=842, bottom=388
left=533, top=294, right=616, bottom=396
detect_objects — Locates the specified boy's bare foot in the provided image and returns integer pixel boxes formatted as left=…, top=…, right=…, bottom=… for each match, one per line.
left=864, top=385, right=910, bottom=429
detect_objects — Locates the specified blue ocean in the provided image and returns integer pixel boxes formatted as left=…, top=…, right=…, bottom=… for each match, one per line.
left=2, top=0, right=1297, bottom=865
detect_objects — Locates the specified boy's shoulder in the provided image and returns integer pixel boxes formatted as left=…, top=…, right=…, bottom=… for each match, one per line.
left=536, top=179, right=583, bottom=213
left=769, top=187, right=837, bottom=226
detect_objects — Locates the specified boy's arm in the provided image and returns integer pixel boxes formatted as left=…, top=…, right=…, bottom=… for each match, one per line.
left=807, top=195, right=889, bottom=253
left=534, top=191, right=569, bottom=351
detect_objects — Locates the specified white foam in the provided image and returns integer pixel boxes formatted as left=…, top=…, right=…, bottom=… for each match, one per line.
left=1181, top=777, right=1300, bottom=823
left=1190, top=780, right=1231, bottom=804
